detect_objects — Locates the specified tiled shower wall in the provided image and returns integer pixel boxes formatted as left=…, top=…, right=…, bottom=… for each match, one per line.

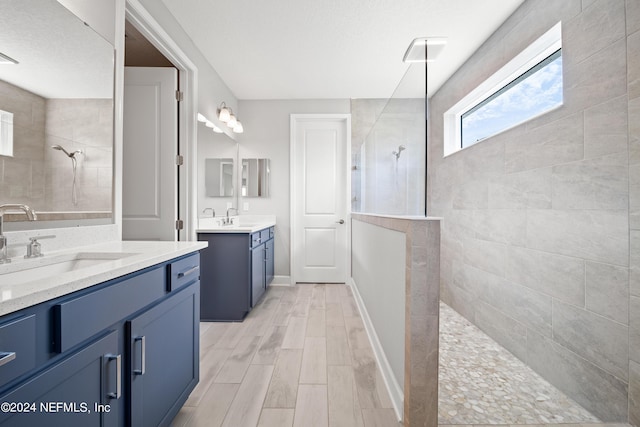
left=429, top=0, right=638, bottom=422
left=0, top=80, right=47, bottom=209
left=45, top=99, right=113, bottom=211
left=351, top=98, right=425, bottom=215
left=0, top=80, right=112, bottom=212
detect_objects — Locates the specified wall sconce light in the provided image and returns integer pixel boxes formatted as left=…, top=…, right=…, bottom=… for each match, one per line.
left=197, top=112, right=223, bottom=133
left=217, top=102, right=244, bottom=133
left=217, top=102, right=231, bottom=123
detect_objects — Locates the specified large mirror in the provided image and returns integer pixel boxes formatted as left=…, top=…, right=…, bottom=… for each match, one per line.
left=241, top=158, right=270, bottom=198
left=0, top=0, right=114, bottom=229
left=205, top=158, right=235, bottom=197
left=198, top=127, right=238, bottom=216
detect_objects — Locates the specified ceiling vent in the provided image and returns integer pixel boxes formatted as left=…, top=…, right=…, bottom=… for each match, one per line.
left=403, top=38, right=447, bottom=63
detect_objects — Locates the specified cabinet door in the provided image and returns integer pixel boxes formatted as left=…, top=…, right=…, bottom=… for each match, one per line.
left=128, top=282, right=199, bottom=427
left=0, top=330, right=120, bottom=427
left=251, top=244, right=265, bottom=307
left=265, top=239, right=274, bottom=286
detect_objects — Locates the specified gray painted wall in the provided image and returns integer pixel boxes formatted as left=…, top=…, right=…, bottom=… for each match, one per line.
left=237, top=99, right=350, bottom=278
left=429, top=0, right=638, bottom=422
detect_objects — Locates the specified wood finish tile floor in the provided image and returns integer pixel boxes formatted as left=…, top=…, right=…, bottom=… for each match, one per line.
left=171, top=284, right=400, bottom=427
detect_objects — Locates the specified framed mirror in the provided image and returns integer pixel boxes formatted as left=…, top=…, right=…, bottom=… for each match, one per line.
left=0, top=0, right=115, bottom=230
left=205, top=158, right=235, bottom=197
left=241, top=158, right=270, bottom=198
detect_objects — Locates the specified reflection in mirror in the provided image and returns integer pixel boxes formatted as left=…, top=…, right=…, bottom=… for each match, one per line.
left=0, top=0, right=114, bottom=230
left=242, top=159, right=270, bottom=198
left=205, top=159, right=234, bottom=197
left=198, top=124, right=238, bottom=216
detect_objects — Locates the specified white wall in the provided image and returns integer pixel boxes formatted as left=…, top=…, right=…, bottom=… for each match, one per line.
left=237, top=99, right=350, bottom=278
left=137, top=0, right=238, bottom=138
left=351, top=219, right=406, bottom=389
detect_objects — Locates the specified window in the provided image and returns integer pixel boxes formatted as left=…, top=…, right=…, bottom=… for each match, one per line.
left=461, top=49, right=562, bottom=147
left=444, top=22, right=562, bottom=156
left=0, top=109, right=13, bottom=157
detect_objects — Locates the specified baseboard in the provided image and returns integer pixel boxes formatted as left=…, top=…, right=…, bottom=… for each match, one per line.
left=348, top=278, right=404, bottom=422
left=271, top=275, right=292, bottom=286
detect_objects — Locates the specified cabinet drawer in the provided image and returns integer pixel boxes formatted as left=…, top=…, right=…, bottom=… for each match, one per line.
left=251, top=232, right=262, bottom=248
left=0, top=315, right=36, bottom=387
left=168, top=253, right=200, bottom=292
left=269, top=227, right=274, bottom=239
left=260, top=228, right=271, bottom=242
left=54, top=267, right=165, bottom=353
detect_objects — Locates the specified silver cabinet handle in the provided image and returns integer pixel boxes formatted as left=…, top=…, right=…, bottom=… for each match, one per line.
left=336, top=219, right=345, bottom=224
left=134, top=336, right=146, bottom=375
left=0, top=352, right=16, bottom=367
left=177, top=266, right=199, bottom=279
left=106, top=354, right=121, bottom=399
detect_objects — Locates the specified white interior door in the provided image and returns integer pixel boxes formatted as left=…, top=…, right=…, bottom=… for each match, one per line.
left=122, top=67, right=178, bottom=241
left=291, top=114, right=350, bottom=283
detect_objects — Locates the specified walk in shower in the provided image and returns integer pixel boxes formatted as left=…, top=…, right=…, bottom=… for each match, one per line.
left=351, top=63, right=426, bottom=216
left=350, top=25, right=608, bottom=423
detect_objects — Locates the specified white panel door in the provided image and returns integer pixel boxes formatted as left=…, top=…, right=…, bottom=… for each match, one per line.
left=291, top=114, right=350, bottom=283
left=122, top=67, right=178, bottom=241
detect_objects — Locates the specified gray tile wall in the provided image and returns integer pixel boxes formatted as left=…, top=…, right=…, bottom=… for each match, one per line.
left=45, top=99, right=113, bottom=211
left=351, top=99, right=425, bottom=215
left=0, top=80, right=47, bottom=209
left=429, top=0, right=637, bottom=422
left=0, top=80, right=112, bottom=213
left=629, top=0, right=640, bottom=424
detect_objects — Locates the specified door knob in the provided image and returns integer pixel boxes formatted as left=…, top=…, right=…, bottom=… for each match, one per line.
left=336, top=219, right=345, bottom=224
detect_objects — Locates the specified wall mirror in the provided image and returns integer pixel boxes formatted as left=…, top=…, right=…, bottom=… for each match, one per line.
left=197, top=126, right=238, bottom=216
left=241, top=158, right=270, bottom=198
left=205, top=158, right=235, bottom=197
left=0, top=0, right=115, bottom=231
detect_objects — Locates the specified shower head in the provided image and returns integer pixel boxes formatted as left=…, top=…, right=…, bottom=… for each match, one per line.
left=392, top=145, right=406, bottom=159
left=51, top=145, right=82, bottom=158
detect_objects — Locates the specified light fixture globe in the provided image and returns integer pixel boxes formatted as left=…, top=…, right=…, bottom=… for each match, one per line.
left=233, top=121, right=243, bottom=133
left=217, top=102, right=231, bottom=123
left=227, top=114, right=237, bottom=128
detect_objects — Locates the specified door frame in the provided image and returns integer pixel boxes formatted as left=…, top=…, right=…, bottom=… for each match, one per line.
left=123, top=0, right=198, bottom=241
left=290, top=114, right=352, bottom=284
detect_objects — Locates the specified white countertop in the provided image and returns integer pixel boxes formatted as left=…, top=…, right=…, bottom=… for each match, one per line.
left=0, top=240, right=207, bottom=316
left=196, top=215, right=276, bottom=234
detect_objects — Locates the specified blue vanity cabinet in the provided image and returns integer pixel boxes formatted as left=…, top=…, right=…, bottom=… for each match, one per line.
left=0, top=251, right=201, bottom=427
left=0, top=330, right=120, bottom=427
left=197, top=233, right=252, bottom=321
left=128, top=281, right=199, bottom=427
left=197, top=226, right=275, bottom=320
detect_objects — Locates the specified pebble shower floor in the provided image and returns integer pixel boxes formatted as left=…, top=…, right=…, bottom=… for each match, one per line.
left=438, top=302, right=600, bottom=424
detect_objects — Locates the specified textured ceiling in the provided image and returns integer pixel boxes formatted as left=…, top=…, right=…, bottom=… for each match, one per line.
left=160, top=0, right=524, bottom=99
left=0, top=0, right=113, bottom=99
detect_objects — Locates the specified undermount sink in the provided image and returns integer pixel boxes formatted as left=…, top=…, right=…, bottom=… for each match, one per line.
left=0, top=252, right=138, bottom=286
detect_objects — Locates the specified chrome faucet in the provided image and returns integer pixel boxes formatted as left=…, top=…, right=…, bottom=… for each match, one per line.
left=202, top=207, right=216, bottom=218
left=224, top=207, right=239, bottom=225
left=0, top=204, right=38, bottom=264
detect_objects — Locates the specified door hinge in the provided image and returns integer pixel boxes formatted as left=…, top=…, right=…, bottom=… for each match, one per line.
left=175, top=219, right=184, bottom=230
left=175, top=90, right=183, bottom=102
left=176, top=155, right=184, bottom=166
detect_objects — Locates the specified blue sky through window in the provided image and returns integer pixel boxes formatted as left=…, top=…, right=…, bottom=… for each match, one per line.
left=461, top=50, right=563, bottom=148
